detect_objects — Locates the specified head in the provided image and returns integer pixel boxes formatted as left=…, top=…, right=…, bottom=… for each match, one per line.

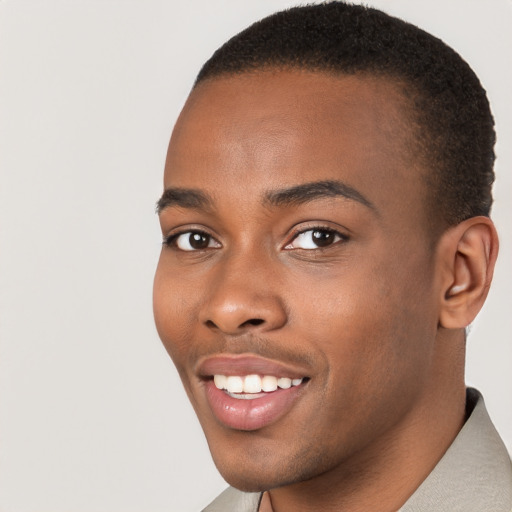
left=154, top=1, right=498, bottom=495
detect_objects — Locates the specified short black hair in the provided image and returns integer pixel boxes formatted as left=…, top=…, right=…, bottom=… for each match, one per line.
left=195, top=1, right=495, bottom=229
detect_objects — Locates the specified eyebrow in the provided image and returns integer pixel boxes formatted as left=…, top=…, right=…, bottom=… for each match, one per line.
left=156, top=188, right=213, bottom=214
left=156, top=179, right=376, bottom=215
left=264, top=180, right=376, bottom=212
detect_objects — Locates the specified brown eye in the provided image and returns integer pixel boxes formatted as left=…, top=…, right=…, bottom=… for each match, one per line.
left=172, top=231, right=220, bottom=251
left=311, top=230, right=336, bottom=247
left=189, top=233, right=209, bottom=249
left=285, top=228, right=347, bottom=250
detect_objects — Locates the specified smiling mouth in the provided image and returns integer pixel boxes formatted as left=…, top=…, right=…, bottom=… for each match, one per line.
left=213, top=374, right=305, bottom=399
left=204, top=376, right=309, bottom=430
left=197, top=354, right=311, bottom=430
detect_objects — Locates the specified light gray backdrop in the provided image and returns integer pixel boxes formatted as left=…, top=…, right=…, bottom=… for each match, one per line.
left=1, top=1, right=511, bottom=511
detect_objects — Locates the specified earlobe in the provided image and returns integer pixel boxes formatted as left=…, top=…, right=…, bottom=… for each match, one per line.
left=438, top=216, right=499, bottom=329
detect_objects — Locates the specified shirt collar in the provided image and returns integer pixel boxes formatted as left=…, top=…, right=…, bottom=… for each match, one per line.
left=399, top=387, right=512, bottom=512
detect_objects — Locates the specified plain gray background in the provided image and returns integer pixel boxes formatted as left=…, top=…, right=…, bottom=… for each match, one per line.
left=1, top=1, right=511, bottom=510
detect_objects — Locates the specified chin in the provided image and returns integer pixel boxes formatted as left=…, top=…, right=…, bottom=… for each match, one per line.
left=209, top=443, right=325, bottom=493
left=211, top=456, right=276, bottom=492
left=220, top=470, right=289, bottom=494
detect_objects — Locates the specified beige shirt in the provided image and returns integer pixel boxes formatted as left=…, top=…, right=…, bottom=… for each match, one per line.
left=203, top=389, right=512, bottom=512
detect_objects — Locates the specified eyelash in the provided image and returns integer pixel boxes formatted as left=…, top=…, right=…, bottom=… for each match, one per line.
left=162, top=226, right=349, bottom=252
left=163, top=229, right=218, bottom=251
left=285, top=226, right=349, bottom=250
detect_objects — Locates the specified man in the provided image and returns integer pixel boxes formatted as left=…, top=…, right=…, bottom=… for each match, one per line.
left=153, top=2, right=512, bottom=511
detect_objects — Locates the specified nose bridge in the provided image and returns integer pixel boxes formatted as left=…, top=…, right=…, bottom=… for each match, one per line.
left=201, top=242, right=287, bottom=335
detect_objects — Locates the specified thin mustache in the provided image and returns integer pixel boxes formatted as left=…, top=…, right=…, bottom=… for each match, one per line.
left=186, top=334, right=316, bottom=369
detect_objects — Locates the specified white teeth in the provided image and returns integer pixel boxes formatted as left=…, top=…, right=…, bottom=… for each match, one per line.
left=213, top=374, right=227, bottom=390
left=213, top=374, right=304, bottom=393
left=243, top=374, right=262, bottom=393
left=261, top=375, right=278, bottom=392
left=226, top=376, right=243, bottom=394
left=277, top=377, right=292, bottom=389
left=226, top=392, right=262, bottom=400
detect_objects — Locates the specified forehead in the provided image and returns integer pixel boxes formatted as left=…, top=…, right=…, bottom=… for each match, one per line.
left=165, top=70, right=427, bottom=224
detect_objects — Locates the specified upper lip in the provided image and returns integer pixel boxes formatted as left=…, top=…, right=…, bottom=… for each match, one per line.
left=196, top=354, right=309, bottom=380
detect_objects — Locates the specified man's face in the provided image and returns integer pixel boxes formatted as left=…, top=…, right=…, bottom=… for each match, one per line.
left=154, top=70, right=443, bottom=491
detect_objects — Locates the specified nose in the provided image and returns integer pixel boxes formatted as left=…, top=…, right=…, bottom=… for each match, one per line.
left=200, top=257, right=288, bottom=336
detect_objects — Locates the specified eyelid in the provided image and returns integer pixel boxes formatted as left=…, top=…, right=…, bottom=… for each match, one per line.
left=162, top=226, right=221, bottom=250
left=284, top=224, right=350, bottom=250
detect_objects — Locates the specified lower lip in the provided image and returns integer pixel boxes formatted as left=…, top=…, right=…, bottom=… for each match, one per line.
left=204, top=380, right=305, bottom=431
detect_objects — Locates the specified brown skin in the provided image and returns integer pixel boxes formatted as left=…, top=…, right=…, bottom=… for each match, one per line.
left=153, top=70, right=498, bottom=512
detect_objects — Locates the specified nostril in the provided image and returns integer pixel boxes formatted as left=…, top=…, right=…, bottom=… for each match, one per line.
left=241, top=318, right=265, bottom=328
left=203, top=316, right=268, bottom=333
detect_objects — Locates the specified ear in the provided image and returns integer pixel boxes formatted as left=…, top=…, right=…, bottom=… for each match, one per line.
left=438, top=216, right=499, bottom=329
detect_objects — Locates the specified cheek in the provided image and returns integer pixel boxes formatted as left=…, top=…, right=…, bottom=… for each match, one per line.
left=153, top=258, right=198, bottom=366
left=292, top=247, right=437, bottom=387
left=290, top=269, right=435, bottom=456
